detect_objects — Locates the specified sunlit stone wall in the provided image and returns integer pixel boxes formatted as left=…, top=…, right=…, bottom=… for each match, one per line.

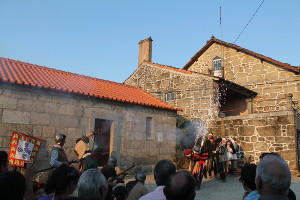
left=213, top=112, right=298, bottom=175
left=125, top=63, right=218, bottom=124
left=188, top=42, right=300, bottom=113
left=125, top=46, right=299, bottom=174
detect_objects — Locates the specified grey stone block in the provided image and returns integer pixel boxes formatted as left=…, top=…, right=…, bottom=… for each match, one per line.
left=42, top=126, right=56, bottom=138
left=30, top=112, right=51, bottom=125
left=17, top=99, right=33, bottom=112
left=0, top=97, right=17, bottom=110
left=60, top=116, right=79, bottom=128
left=59, top=104, right=76, bottom=116
left=3, top=110, right=30, bottom=124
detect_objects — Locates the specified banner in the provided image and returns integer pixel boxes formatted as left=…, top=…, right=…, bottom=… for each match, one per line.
left=8, top=131, right=42, bottom=167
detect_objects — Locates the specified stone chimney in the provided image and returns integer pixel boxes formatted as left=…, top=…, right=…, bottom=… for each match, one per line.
left=138, top=37, right=153, bottom=67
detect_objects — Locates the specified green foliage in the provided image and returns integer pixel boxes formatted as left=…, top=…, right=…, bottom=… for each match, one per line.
left=174, top=115, right=197, bottom=163
left=174, top=144, right=184, bottom=163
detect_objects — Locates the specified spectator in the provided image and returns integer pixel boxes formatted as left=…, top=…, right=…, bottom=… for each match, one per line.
left=126, top=171, right=148, bottom=200
left=139, top=160, right=176, bottom=200
left=0, top=151, right=9, bottom=173
left=203, top=133, right=217, bottom=179
left=163, top=170, right=196, bottom=200
left=256, top=154, right=291, bottom=200
left=24, top=163, right=36, bottom=200
left=240, top=164, right=259, bottom=200
left=39, top=164, right=80, bottom=200
left=259, top=153, right=296, bottom=200
left=77, top=168, right=108, bottom=200
left=0, top=171, right=26, bottom=200
left=226, top=140, right=236, bottom=173
left=113, top=186, right=128, bottom=200
left=214, top=138, right=227, bottom=181
left=33, top=182, right=46, bottom=200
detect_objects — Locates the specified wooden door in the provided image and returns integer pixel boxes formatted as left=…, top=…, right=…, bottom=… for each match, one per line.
left=94, top=119, right=113, bottom=166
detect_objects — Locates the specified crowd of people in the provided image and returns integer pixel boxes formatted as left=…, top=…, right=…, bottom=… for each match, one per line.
left=184, top=132, right=242, bottom=189
left=0, top=132, right=297, bottom=200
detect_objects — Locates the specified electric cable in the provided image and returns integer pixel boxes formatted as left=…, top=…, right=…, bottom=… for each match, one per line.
left=234, top=0, right=265, bottom=44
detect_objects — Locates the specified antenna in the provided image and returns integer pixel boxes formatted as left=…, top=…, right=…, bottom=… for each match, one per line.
left=220, top=6, right=222, bottom=40
left=220, top=6, right=225, bottom=77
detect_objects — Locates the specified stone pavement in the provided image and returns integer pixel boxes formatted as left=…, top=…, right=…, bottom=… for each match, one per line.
left=124, top=173, right=300, bottom=200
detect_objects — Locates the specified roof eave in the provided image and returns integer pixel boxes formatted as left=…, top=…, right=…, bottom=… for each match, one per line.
left=182, top=37, right=299, bottom=74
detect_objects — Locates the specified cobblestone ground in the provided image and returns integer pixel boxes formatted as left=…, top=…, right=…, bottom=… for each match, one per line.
left=124, top=173, right=300, bottom=200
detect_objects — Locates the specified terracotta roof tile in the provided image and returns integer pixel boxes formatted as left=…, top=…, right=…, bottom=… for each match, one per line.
left=0, top=57, right=179, bottom=111
left=183, top=36, right=299, bottom=74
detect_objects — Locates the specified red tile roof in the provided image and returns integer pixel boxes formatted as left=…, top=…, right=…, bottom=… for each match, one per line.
left=0, top=57, right=179, bottom=111
left=183, top=36, right=300, bottom=74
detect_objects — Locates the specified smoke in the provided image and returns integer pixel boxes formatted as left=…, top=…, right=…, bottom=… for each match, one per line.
left=178, top=80, right=228, bottom=149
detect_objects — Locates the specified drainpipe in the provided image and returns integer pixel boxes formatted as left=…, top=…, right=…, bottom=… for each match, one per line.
left=286, top=93, right=293, bottom=111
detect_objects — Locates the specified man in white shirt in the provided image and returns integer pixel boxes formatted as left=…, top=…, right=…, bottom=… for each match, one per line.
left=139, top=160, right=176, bottom=200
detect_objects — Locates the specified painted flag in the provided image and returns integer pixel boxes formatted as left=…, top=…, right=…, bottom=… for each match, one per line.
left=8, top=131, right=42, bottom=167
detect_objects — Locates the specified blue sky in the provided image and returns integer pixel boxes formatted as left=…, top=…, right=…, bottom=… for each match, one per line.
left=0, top=0, right=299, bottom=83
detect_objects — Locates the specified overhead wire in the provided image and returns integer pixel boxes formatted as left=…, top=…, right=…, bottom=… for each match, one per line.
left=234, top=0, right=265, bottom=44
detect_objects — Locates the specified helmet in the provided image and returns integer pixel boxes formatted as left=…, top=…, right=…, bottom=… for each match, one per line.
left=193, top=144, right=201, bottom=154
left=55, top=134, right=66, bottom=145
left=107, top=156, right=117, bottom=166
left=135, top=171, right=146, bottom=183
left=91, top=142, right=103, bottom=156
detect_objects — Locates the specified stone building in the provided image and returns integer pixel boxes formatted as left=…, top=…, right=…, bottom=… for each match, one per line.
left=0, top=57, right=178, bottom=172
left=125, top=36, right=300, bottom=174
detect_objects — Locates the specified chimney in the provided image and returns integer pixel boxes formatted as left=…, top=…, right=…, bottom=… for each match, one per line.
left=138, top=37, right=153, bottom=67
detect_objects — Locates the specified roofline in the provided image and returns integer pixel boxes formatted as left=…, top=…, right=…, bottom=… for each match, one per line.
left=183, top=36, right=299, bottom=74
left=124, top=60, right=214, bottom=83
left=0, top=57, right=179, bottom=112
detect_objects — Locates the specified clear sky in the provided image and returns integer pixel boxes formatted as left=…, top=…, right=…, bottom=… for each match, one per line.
left=0, top=0, right=299, bottom=83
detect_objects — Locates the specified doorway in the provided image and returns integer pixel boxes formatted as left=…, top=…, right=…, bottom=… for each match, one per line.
left=94, top=119, right=113, bottom=166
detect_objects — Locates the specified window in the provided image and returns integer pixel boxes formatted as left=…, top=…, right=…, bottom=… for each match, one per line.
left=213, top=56, right=222, bottom=77
left=165, top=92, right=174, bottom=102
left=213, top=57, right=222, bottom=71
left=146, top=117, right=153, bottom=139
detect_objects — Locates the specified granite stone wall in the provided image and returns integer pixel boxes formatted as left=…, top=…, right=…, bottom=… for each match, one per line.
left=214, top=111, right=298, bottom=175
left=125, top=63, right=218, bottom=125
left=188, top=43, right=300, bottom=114
left=125, top=46, right=299, bottom=173
left=0, top=83, right=177, bottom=173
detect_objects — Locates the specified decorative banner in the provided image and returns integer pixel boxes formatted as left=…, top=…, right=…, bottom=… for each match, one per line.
left=8, top=131, right=42, bottom=167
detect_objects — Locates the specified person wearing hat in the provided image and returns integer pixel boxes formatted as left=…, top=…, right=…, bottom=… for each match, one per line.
left=50, top=134, right=79, bottom=168
left=192, top=144, right=208, bottom=190
left=82, top=142, right=103, bottom=172
left=101, top=156, right=125, bottom=200
left=184, top=143, right=208, bottom=190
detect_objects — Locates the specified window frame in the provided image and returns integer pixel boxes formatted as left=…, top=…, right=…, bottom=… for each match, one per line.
left=165, top=92, right=174, bottom=102
left=213, top=56, right=222, bottom=72
left=146, top=117, right=153, bottom=139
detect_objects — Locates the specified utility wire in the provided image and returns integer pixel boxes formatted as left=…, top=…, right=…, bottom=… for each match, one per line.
left=234, top=0, right=265, bottom=44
